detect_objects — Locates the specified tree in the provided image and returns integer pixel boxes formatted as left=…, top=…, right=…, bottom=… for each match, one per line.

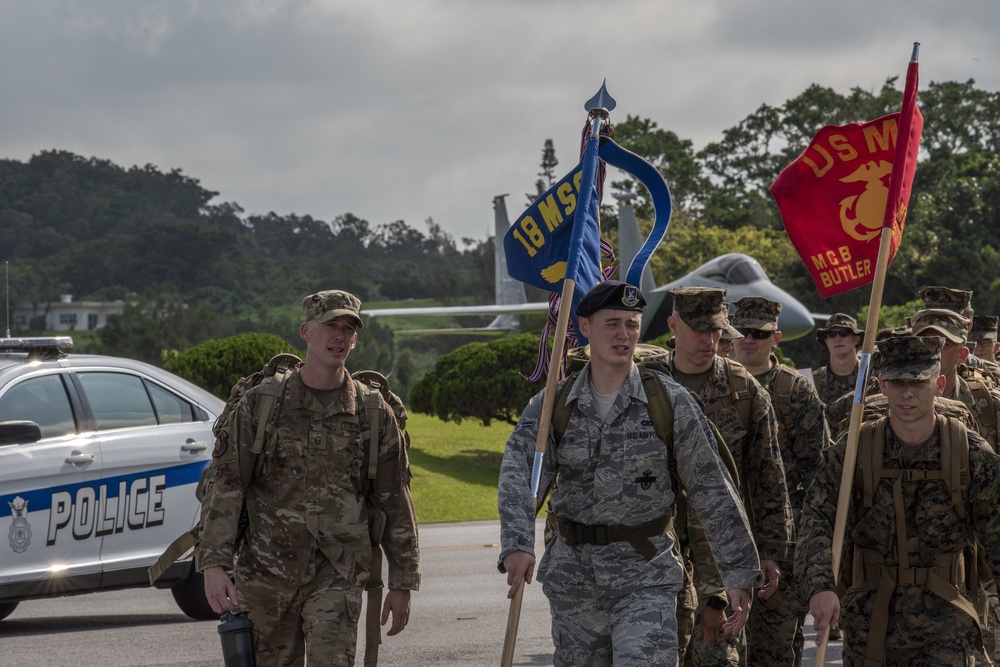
left=410, top=334, right=541, bottom=425
left=164, top=332, right=295, bottom=399
left=526, top=138, right=558, bottom=205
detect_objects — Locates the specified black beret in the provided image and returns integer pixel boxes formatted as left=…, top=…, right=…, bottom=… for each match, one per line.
left=576, top=280, right=646, bottom=317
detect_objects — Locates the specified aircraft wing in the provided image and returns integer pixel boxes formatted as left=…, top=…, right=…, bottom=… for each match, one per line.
left=362, top=303, right=549, bottom=317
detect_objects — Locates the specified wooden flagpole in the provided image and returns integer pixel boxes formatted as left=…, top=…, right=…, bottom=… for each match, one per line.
left=500, top=82, right=615, bottom=667
left=813, top=225, right=892, bottom=666
left=815, top=42, right=920, bottom=665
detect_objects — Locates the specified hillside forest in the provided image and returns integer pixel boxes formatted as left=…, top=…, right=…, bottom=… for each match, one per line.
left=2, top=76, right=999, bottom=395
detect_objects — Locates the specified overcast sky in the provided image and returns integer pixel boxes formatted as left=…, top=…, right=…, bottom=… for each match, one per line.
left=3, top=0, right=998, bottom=244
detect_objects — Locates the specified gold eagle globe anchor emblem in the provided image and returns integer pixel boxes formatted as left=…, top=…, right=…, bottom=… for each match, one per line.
left=838, top=160, right=893, bottom=242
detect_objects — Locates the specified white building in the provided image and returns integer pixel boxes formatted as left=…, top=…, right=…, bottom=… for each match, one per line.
left=12, top=295, right=125, bottom=332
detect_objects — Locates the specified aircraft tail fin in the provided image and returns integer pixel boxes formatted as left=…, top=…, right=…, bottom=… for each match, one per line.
left=490, top=195, right=527, bottom=329
left=617, top=198, right=666, bottom=338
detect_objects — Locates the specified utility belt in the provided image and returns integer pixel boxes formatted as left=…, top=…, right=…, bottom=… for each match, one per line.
left=852, top=547, right=988, bottom=666
left=555, top=514, right=672, bottom=561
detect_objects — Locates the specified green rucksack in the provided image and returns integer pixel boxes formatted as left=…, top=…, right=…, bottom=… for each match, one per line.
left=547, top=344, right=740, bottom=542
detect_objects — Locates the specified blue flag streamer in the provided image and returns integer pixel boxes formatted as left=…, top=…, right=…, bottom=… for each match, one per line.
left=596, top=138, right=673, bottom=286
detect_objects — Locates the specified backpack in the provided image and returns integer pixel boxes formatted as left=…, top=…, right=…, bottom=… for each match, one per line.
left=848, top=414, right=989, bottom=664
left=769, top=364, right=799, bottom=448
left=548, top=344, right=740, bottom=544
left=148, top=356, right=409, bottom=666
left=148, top=352, right=303, bottom=584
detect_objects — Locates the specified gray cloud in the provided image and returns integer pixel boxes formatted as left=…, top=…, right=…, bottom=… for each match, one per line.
left=2, top=0, right=997, bottom=243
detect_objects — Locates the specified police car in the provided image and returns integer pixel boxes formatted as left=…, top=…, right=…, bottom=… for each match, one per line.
left=0, top=337, right=225, bottom=622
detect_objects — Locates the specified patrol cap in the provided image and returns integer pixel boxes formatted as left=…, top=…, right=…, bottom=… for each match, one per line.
left=303, top=290, right=364, bottom=329
left=575, top=280, right=646, bottom=317
left=730, top=296, right=782, bottom=332
left=910, top=308, right=968, bottom=345
left=877, top=335, right=944, bottom=381
left=816, top=312, right=863, bottom=345
left=920, top=286, right=973, bottom=316
left=969, top=316, right=999, bottom=342
left=670, top=287, right=728, bottom=331
left=720, top=321, right=744, bottom=341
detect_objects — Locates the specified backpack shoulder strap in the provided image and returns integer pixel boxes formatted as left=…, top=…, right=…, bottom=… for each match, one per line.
left=637, top=364, right=676, bottom=476
left=354, top=379, right=384, bottom=492
left=550, top=372, right=580, bottom=447
left=772, top=365, right=799, bottom=442
left=858, top=417, right=888, bottom=510
left=939, top=414, right=970, bottom=521
left=718, top=358, right=753, bottom=429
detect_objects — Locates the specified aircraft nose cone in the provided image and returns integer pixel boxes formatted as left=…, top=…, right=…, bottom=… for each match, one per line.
left=778, top=299, right=814, bottom=341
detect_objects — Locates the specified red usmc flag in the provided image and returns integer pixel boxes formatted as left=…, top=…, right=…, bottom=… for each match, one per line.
left=770, top=59, right=923, bottom=298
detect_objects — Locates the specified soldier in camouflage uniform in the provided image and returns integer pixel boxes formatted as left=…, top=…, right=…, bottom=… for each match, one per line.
left=716, top=318, right=743, bottom=360
left=798, top=335, right=1000, bottom=666
left=910, top=308, right=1000, bottom=449
left=199, top=290, right=420, bottom=667
left=969, top=316, right=1000, bottom=374
left=920, top=285, right=1000, bottom=386
left=812, top=313, right=864, bottom=418
left=664, top=287, right=793, bottom=667
left=498, top=281, right=762, bottom=667
left=731, top=296, right=830, bottom=667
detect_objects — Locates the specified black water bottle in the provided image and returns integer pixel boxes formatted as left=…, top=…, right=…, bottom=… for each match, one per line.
left=218, top=611, right=256, bottom=667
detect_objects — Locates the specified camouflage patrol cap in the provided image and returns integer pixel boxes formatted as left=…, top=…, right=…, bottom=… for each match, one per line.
left=877, top=335, right=943, bottom=381
left=730, top=296, right=782, bottom=332
left=920, top=286, right=973, bottom=315
left=302, top=290, right=364, bottom=329
left=670, top=287, right=728, bottom=331
left=720, top=321, right=744, bottom=341
left=969, top=316, right=999, bottom=342
left=576, top=280, right=646, bottom=317
left=910, top=308, right=969, bottom=345
left=816, top=312, right=863, bottom=345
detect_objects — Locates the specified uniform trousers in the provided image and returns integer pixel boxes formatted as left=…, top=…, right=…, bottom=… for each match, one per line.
left=237, top=547, right=363, bottom=667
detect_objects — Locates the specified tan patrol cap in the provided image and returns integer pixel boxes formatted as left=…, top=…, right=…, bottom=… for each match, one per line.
left=877, top=335, right=944, bottom=381
left=303, top=290, right=364, bottom=328
left=969, top=316, right=999, bottom=342
left=910, top=308, right=968, bottom=345
left=670, top=287, right=728, bottom=331
left=730, top=296, right=782, bottom=332
left=920, top=286, right=972, bottom=315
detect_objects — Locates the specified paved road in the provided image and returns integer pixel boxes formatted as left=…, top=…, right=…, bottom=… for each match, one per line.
left=0, top=520, right=842, bottom=666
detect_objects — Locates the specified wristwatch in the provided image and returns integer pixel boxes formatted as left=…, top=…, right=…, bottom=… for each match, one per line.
left=706, top=595, right=728, bottom=611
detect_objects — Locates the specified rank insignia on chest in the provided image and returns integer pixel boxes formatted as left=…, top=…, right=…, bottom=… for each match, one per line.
left=635, top=470, right=657, bottom=490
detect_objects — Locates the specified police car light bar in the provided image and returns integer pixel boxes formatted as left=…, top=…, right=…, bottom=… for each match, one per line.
left=0, top=336, right=74, bottom=351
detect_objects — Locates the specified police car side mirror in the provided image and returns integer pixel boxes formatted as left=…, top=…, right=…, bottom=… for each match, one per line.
left=0, top=420, right=42, bottom=446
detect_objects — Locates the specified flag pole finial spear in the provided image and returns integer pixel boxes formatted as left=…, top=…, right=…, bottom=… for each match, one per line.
left=501, top=83, right=613, bottom=667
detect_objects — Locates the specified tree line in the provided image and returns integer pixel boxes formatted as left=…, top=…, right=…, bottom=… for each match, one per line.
left=2, top=76, right=997, bottom=386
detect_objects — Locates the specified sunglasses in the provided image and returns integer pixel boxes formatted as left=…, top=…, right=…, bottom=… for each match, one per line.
left=736, top=328, right=774, bottom=340
left=825, top=329, right=856, bottom=338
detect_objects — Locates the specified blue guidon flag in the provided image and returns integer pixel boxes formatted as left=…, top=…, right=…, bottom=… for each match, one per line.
left=504, top=139, right=604, bottom=342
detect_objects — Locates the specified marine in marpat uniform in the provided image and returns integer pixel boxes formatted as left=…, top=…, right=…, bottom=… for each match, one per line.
left=731, top=296, right=830, bottom=667
left=199, top=290, right=420, bottom=667
left=920, top=285, right=1000, bottom=385
left=716, top=316, right=744, bottom=360
left=664, top=287, right=793, bottom=667
left=797, top=335, right=1000, bottom=666
left=910, top=308, right=1000, bottom=449
left=498, top=281, right=762, bottom=667
left=812, top=313, right=864, bottom=409
left=969, top=315, right=1000, bottom=377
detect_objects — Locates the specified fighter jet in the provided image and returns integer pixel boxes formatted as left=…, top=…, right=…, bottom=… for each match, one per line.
left=362, top=195, right=816, bottom=341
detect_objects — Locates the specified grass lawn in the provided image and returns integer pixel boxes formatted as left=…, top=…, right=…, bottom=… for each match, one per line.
left=406, top=412, right=518, bottom=524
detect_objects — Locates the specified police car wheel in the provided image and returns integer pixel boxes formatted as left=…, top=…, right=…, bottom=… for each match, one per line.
left=0, top=601, right=18, bottom=622
left=170, top=570, right=218, bottom=621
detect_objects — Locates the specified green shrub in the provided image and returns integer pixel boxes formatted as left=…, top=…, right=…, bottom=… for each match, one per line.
left=164, top=332, right=298, bottom=398
left=412, top=333, right=541, bottom=426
